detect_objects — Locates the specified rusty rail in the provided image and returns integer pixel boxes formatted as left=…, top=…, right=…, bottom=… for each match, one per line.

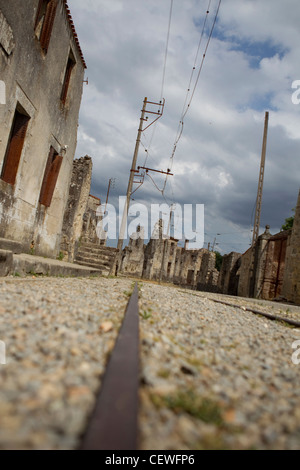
left=205, top=297, right=300, bottom=328
left=80, top=283, right=140, bottom=450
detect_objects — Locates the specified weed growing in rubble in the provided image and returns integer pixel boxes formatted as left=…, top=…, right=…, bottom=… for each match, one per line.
left=151, top=389, right=224, bottom=426
left=140, top=309, right=152, bottom=320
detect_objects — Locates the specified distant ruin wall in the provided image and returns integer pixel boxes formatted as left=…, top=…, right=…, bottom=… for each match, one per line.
left=121, top=227, right=145, bottom=278
left=82, top=195, right=104, bottom=246
left=196, top=251, right=219, bottom=293
left=120, top=221, right=221, bottom=291
left=258, top=232, right=290, bottom=300
left=282, top=190, right=300, bottom=305
left=60, top=156, right=92, bottom=262
left=237, top=248, right=252, bottom=298
left=218, top=252, right=241, bottom=296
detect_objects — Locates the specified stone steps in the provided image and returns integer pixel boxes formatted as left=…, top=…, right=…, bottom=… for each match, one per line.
left=75, top=255, right=111, bottom=269
left=76, top=250, right=113, bottom=263
left=75, top=243, right=118, bottom=274
left=80, top=241, right=118, bottom=253
left=0, top=238, right=23, bottom=254
left=75, top=259, right=111, bottom=274
left=77, top=246, right=116, bottom=258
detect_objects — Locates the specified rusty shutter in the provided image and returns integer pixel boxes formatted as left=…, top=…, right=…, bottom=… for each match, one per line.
left=34, top=0, right=44, bottom=29
left=61, top=58, right=75, bottom=104
left=39, top=150, right=63, bottom=208
left=40, top=0, right=57, bottom=52
left=1, top=112, right=30, bottom=185
left=39, top=146, right=56, bottom=204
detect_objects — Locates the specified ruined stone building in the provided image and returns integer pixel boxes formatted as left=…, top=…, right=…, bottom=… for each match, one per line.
left=120, top=220, right=220, bottom=290
left=0, top=0, right=86, bottom=257
left=282, top=190, right=300, bottom=305
left=237, top=226, right=292, bottom=301
left=60, top=156, right=94, bottom=262
left=119, top=191, right=300, bottom=305
left=60, top=155, right=117, bottom=274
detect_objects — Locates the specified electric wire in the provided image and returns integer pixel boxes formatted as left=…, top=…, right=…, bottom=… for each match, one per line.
left=132, top=1, right=223, bottom=212
left=132, top=0, right=174, bottom=197
left=162, top=0, right=222, bottom=196
left=160, top=0, right=174, bottom=104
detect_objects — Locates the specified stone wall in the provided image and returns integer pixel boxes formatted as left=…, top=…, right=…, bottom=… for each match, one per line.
left=142, top=220, right=165, bottom=281
left=237, top=248, right=252, bottom=298
left=0, top=1, right=86, bottom=257
left=197, top=251, right=219, bottom=292
left=119, top=198, right=300, bottom=305
left=282, top=190, right=300, bottom=305
left=251, top=226, right=272, bottom=298
left=174, top=249, right=204, bottom=288
left=120, top=220, right=220, bottom=291
left=60, top=156, right=92, bottom=262
left=121, top=226, right=145, bottom=278
left=238, top=226, right=292, bottom=301
left=258, top=231, right=290, bottom=300
left=218, top=252, right=241, bottom=295
left=82, top=194, right=105, bottom=246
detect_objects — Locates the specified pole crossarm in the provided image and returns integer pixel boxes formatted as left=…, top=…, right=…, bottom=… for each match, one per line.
left=142, top=99, right=165, bottom=132
left=138, top=166, right=174, bottom=176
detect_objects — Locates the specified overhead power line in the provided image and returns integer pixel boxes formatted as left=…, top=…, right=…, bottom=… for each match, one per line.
left=160, top=0, right=174, bottom=103
left=162, top=0, right=222, bottom=196
left=143, top=0, right=174, bottom=170
left=131, top=1, right=223, bottom=209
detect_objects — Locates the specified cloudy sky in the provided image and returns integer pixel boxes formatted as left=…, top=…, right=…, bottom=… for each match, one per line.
left=69, top=0, right=300, bottom=253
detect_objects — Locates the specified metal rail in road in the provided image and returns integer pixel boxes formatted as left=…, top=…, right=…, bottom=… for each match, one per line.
left=80, top=283, right=140, bottom=450
left=202, top=297, right=300, bottom=328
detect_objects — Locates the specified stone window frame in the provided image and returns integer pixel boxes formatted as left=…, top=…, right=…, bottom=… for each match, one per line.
left=39, top=145, right=63, bottom=208
left=61, top=49, right=76, bottom=105
left=34, top=0, right=58, bottom=54
left=0, top=103, right=31, bottom=186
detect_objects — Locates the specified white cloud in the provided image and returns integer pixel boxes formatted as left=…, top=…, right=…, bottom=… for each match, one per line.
left=70, top=0, right=300, bottom=253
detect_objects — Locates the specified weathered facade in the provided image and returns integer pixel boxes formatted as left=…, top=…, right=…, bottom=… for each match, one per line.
left=120, top=220, right=220, bottom=290
left=119, top=211, right=299, bottom=305
left=282, top=190, right=300, bottom=305
left=121, top=225, right=145, bottom=278
left=218, top=252, right=241, bottom=296
left=173, top=246, right=204, bottom=288
left=60, top=156, right=93, bottom=262
left=237, top=226, right=292, bottom=301
left=0, top=0, right=86, bottom=257
left=196, top=251, right=219, bottom=293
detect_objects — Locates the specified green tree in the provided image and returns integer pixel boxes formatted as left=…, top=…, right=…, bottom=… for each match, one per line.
left=214, top=251, right=223, bottom=272
left=281, top=209, right=295, bottom=231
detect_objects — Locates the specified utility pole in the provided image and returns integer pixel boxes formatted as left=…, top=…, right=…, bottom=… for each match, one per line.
left=105, top=178, right=115, bottom=214
left=116, top=97, right=148, bottom=255
left=212, top=237, right=217, bottom=252
left=252, top=111, right=269, bottom=246
left=113, top=97, right=166, bottom=276
left=248, top=111, right=269, bottom=297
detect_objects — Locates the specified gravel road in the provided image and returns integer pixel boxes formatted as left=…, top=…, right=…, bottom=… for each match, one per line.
left=0, top=277, right=133, bottom=450
left=0, top=276, right=299, bottom=450
left=139, top=282, right=300, bottom=450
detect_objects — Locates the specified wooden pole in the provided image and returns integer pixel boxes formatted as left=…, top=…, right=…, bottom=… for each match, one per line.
left=252, top=111, right=269, bottom=246
left=116, top=98, right=148, bottom=256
